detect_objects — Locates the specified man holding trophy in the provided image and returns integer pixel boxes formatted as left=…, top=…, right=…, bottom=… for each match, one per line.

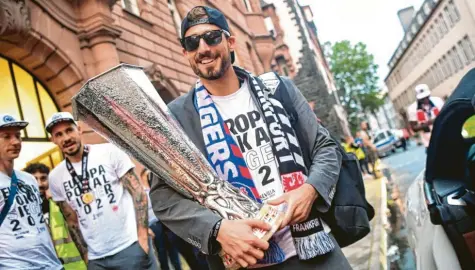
left=150, top=6, right=351, bottom=270
left=71, top=5, right=352, bottom=270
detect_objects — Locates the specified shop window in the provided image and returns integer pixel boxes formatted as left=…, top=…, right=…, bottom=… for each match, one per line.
left=0, top=56, right=58, bottom=141
left=0, top=55, right=61, bottom=169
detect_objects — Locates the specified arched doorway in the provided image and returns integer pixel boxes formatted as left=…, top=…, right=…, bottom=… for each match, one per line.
left=0, top=55, right=62, bottom=169
left=144, top=64, right=181, bottom=104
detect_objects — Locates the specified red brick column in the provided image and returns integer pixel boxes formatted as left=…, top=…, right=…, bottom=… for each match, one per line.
left=77, top=0, right=122, bottom=76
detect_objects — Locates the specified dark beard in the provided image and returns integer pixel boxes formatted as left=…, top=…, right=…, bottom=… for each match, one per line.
left=191, top=51, right=232, bottom=80
left=65, top=142, right=82, bottom=157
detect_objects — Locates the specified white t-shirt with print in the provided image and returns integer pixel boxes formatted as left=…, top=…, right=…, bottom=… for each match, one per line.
left=211, top=81, right=297, bottom=266
left=49, top=143, right=137, bottom=260
left=0, top=170, right=62, bottom=270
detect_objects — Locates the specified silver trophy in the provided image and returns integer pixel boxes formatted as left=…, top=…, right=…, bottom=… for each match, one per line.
left=71, top=64, right=283, bottom=269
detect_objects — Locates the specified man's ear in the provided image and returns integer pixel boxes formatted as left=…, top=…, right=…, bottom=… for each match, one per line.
left=228, top=36, right=236, bottom=52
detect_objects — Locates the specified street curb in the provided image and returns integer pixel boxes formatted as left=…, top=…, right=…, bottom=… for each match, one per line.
left=380, top=177, right=388, bottom=270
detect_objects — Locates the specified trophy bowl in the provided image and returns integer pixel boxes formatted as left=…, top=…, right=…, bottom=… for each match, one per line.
left=71, top=64, right=284, bottom=269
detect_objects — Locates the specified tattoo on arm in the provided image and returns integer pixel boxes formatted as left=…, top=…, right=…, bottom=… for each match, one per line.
left=121, top=169, right=149, bottom=231
left=58, top=201, right=88, bottom=261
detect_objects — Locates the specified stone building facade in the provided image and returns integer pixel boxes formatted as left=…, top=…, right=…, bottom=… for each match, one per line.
left=385, top=0, right=475, bottom=120
left=262, top=0, right=350, bottom=138
left=0, top=0, right=275, bottom=168
left=0, top=0, right=350, bottom=169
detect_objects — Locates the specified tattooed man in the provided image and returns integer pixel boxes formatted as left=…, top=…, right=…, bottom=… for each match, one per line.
left=46, top=112, right=157, bottom=270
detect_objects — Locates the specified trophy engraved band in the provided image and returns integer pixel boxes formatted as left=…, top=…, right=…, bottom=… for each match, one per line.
left=71, top=64, right=284, bottom=269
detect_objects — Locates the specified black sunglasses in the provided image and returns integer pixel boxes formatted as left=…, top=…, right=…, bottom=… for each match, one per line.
left=180, top=29, right=230, bottom=52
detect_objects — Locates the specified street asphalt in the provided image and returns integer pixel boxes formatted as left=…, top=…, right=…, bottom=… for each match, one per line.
left=381, top=141, right=426, bottom=202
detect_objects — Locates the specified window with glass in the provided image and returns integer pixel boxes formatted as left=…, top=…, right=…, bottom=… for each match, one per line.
left=458, top=40, right=470, bottom=65
left=438, top=14, right=448, bottom=34
left=0, top=55, right=61, bottom=169
left=443, top=55, right=453, bottom=76
left=448, top=0, right=460, bottom=23
left=438, top=59, right=447, bottom=80
left=462, top=36, right=475, bottom=62
left=264, top=17, right=276, bottom=38
left=121, top=0, right=140, bottom=16
left=0, top=55, right=59, bottom=141
left=417, top=14, right=423, bottom=25
left=423, top=2, right=431, bottom=15
left=443, top=7, right=454, bottom=27
left=452, top=46, right=464, bottom=70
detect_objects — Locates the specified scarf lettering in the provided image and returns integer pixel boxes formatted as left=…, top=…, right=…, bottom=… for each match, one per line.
left=199, top=106, right=219, bottom=127
left=193, top=67, right=334, bottom=262
left=202, top=123, right=225, bottom=145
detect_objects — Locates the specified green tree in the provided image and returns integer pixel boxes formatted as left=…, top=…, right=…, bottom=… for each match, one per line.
left=324, top=40, right=383, bottom=132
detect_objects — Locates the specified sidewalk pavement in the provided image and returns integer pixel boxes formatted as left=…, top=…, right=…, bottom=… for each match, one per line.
left=342, top=177, right=388, bottom=270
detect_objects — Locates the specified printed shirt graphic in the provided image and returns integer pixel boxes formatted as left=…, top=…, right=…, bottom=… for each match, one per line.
left=49, top=143, right=137, bottom=260
left=211, top=82, right=296, bottom=267
left=0, top=170, right=62, bottom=270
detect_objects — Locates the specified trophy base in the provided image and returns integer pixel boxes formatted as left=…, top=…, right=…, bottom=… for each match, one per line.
left=220, top=204, right=285, bottom=269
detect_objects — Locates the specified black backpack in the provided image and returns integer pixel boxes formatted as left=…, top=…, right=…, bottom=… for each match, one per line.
left=259, top=72, right=375, bottom=247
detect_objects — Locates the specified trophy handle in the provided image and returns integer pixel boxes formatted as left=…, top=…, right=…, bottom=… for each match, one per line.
left=219, top=204, right=285, bottom=269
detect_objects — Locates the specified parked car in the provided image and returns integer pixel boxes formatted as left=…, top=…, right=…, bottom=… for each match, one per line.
left=372, top=129, right=399, bottom=157
left=405, top=68, right=475, bottom=270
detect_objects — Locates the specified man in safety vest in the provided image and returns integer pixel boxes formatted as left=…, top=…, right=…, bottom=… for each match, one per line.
left=24, top=163, right=86, bottom=270
left=407, top=84, right=444, bottom=151
left=341, top=136, right=370, bottom=176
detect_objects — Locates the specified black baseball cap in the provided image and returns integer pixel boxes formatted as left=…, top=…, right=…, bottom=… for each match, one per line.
left=180, top=6, right=235, bottom=63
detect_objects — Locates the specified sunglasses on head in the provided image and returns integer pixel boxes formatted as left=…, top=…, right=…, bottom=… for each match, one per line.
left=181, top=29, right=230, bottom=52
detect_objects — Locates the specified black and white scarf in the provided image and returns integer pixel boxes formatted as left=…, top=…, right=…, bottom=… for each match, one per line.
left=194, top=66, right=334, bottom=260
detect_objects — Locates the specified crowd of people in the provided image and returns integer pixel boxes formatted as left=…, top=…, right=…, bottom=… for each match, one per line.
left=0, top=5, right=355, bottom=270
left=0, top=110, right=211, bottom=270
left=2, top=4, right=445, bottom=270
left=340, top=122, right=379, bottom=179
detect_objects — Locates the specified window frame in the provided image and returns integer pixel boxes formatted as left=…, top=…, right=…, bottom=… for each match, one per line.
left=0, top=55, right=59, bottom=142
left=121, top=0, right=140, bottom=16
left=243, top=0, right=253, bottom=12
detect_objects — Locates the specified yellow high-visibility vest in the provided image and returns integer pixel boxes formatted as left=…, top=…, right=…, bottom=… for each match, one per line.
left=341, top=142, right=366, bottom=160
left=49, top=199, right=87, bottom=270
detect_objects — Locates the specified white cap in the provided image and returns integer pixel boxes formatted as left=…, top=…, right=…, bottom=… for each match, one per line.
left=45, top=112, right=77, bottom=133
left=0, top=114, right=29, bottom=129
left=415, top=84, right=431, bottom=100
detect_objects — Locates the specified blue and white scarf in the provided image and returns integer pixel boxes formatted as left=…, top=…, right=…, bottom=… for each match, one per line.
left=193, top=67, right=334, bottom=261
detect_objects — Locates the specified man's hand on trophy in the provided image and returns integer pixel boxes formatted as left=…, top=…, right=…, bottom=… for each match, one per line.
left=267, top=183, right=318, bottom=229
left=217, top=219, right=271, bottom=268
